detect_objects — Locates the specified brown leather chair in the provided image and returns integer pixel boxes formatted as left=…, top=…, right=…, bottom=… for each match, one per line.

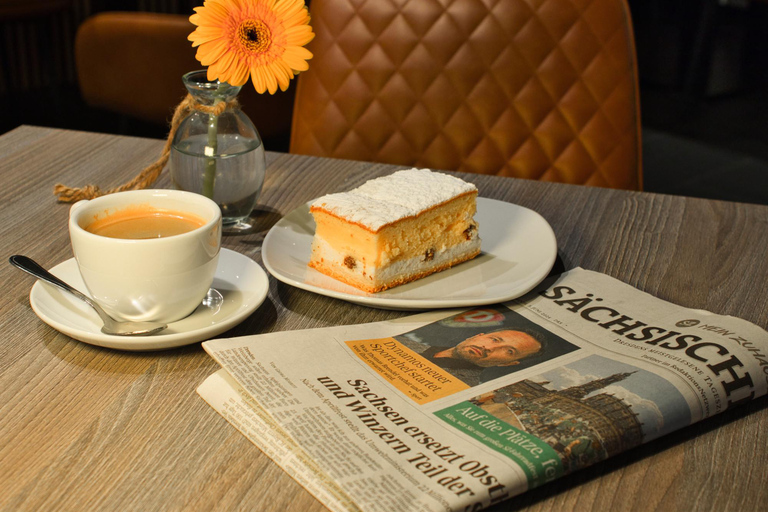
left=75, top=11, right=295, bottom=145
left=290, top=0, right=643, bottom=190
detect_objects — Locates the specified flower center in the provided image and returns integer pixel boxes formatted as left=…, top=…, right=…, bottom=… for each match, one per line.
left=237, top=19, right=272, bottom=53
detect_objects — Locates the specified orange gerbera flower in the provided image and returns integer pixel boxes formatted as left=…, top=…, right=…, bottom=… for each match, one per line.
left=189, top=0, right=314, bottom=94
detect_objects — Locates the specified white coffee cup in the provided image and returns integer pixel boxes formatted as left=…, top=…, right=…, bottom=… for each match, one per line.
left=69, top=189, right=222, bottom=323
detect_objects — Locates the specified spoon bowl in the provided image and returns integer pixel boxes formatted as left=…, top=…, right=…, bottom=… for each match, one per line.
left=10, top=255, right=167, bottom=336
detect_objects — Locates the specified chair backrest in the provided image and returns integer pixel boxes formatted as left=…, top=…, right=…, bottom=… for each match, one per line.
left=290, top=0, right=642, bottom=190
left=75, top=12, right=295, bottom=144
left=76, top=12, right=198, bottom=126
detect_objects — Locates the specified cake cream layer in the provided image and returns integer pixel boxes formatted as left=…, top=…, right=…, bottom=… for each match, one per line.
left=309, top=236, right=481, bottom=292
left=310, top=168, right=478, bottom=232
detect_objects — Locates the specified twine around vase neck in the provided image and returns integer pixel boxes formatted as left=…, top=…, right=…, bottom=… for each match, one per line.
left=53, top=94, right=239, bottom=203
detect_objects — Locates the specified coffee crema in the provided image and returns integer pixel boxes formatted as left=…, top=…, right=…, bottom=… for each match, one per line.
left=85, top=206, right=207, bottom=239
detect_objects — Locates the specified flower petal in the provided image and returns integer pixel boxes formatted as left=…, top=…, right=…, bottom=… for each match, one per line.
left=229, top=58, right=250, bottom=86
left=251, top=66, right=267, bottom=94
left=196, top=39, right=229, bottom=66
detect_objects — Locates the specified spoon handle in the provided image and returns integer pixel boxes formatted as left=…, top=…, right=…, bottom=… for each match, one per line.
left=9, top=255, right=110, bottom=323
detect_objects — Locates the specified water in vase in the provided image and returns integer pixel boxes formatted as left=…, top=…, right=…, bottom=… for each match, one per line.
left=171, top=133, right=265, bottom=227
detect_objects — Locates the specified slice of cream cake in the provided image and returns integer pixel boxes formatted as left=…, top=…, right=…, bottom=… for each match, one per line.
left=308, top=168, right=481, bottom=292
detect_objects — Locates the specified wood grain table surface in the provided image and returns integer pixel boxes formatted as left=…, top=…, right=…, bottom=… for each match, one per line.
left=1, top=126, right=766, bottom=511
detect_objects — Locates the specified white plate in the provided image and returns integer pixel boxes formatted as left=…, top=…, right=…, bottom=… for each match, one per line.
left=29, top=249, right=269, bottom=351
left=262, top=197, right=557, bottom=310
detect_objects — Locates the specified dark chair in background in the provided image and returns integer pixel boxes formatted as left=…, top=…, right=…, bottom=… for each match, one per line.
left=74, top=11, right=296, bottom=148
left=290, top=0, right=643, bottom=190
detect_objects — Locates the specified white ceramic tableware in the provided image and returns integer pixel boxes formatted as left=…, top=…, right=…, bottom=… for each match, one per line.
left=69, top=189, right=222, bottom=323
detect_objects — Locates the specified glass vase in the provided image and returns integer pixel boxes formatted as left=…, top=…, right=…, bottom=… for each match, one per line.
left=170, top=70, right=266, bottom=231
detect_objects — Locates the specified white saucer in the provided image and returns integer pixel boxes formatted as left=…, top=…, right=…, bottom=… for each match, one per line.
left=29, top=248, right=269, bottom=351
left=262, top=197, right=557, bottom=310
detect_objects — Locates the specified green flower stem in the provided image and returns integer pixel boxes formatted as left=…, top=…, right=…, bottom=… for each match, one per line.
left=202, top=98, right=220, bottom=199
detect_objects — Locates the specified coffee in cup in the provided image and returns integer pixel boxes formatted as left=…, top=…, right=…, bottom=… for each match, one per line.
left=84, top=205, right=207, bottom=239
left=69, top=190, right=222, bottom=324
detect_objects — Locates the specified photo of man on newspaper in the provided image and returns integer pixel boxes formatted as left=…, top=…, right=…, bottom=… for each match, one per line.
left=394, top=307, right=580, bottom=386
left=400, top=328, right=545, bottom=367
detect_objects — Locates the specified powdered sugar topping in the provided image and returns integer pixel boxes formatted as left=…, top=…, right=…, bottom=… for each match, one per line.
left=310, top=168, right=477, bottom=231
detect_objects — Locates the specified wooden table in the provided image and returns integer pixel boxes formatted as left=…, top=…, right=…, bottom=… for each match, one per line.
left=1, top=126, right=766, bottom=511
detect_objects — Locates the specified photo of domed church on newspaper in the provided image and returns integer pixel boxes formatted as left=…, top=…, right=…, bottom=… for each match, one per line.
left=469, top=355, right=691, bottom=474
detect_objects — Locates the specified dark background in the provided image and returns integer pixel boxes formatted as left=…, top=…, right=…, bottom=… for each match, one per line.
left=2, top=0, right=767, bottom=204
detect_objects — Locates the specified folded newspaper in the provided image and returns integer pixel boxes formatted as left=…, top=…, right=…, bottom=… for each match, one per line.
left=197, top=268, right=768, bottom=512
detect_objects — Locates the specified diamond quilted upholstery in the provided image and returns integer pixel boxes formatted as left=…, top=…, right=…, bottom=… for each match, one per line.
left=290, top=0, right=642, bottom=189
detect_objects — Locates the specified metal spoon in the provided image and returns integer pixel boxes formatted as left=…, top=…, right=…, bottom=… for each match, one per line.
left=9, top=255, right=167, bottom=336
